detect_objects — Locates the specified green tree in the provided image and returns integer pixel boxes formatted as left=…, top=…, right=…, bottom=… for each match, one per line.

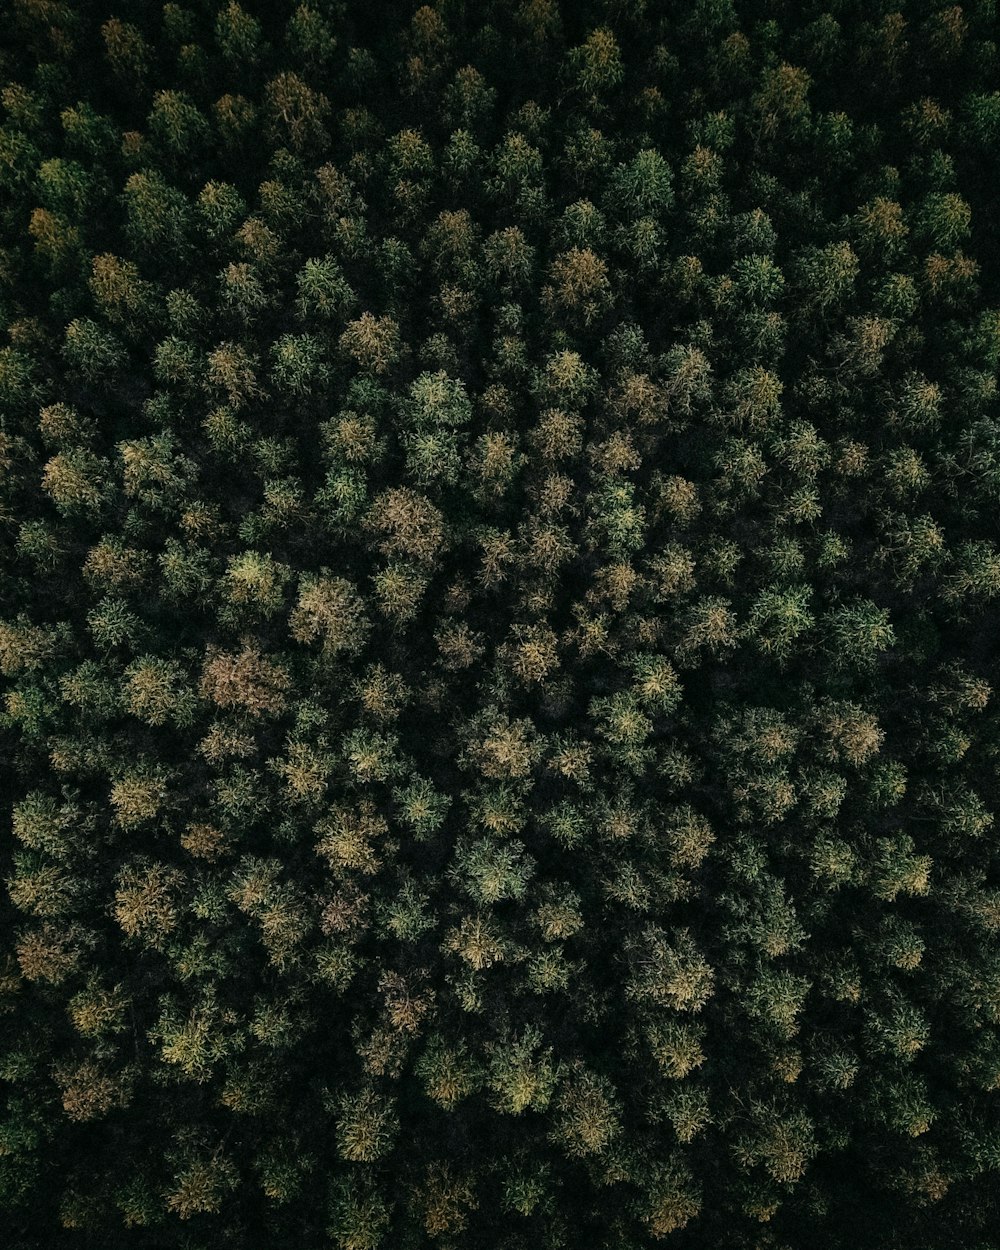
left=566, top=28, right=625, bottom=101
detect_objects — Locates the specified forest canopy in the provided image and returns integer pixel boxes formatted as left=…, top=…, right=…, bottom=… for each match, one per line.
left=2, top=1, right=1000, bottom=1248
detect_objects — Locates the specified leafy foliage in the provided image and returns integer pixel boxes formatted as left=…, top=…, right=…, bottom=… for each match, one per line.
left=1, top=2, right=1000, bottom=1248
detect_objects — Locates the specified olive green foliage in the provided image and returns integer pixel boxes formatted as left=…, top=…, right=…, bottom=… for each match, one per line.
left=1, top=2, right=1000, bottom=1249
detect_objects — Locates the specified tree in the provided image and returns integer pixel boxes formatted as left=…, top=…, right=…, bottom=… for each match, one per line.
left=549, top=1066, right=621, bottom=1159
left=566, top=28, right=625, bottom=101
left=122, top=656, right=197, bottom=727
left=328, top=1175, right=391, bottom=1250
left=123, top=171, right=193, bottom=259
left=606, top=148, right=674, bottom=218
left=339, top=314, right=401, bottom=375
left=753, top=63, right=812, bottom=140
left=746, top=584, right=814, bottom=659
left=270, top=333, right=330, bottom=396
left=215, top=2, right=264, bottom=68
left=197, top=181, right=247, bottom=241
left=334, top=1087, right=398, bottom=1163
left=367, top=488, right=445, bottom=565
left=289, top=574, right=370, bottom=658
left=486, top=1026, right=557, bottom=1115
left=200, top=643, right=290, bottom=717
left=118, top=433, right=196, bottom=510
left=101, top=18, right=150, bottom=89
left=915, top=191, right=972, bottom=249
left=822, top=600, right=896, bottom=668
left=216, top=556, right=291, bottom=631
left=164, top=1143, right=239, bottom=1219
left=296, top=255, right=355, bottom=322
left=285, top=5, right=338, bottom=74
left=148, top=90, right=210, bottom=159
left=794, top=241, right=860, bottom=313
left=642, top=1158, right=702, bottom=1237
left=674, top=597, right=738, bottom=666
left=450, top=835, right=534, bottom=906
left=542, top=247, right=613, bottom=325
left=62, top=319, right=126, bottom=382
left=626, top=927, right=715, bottom=1013
left=733, top=1103, right=818, bottom=1184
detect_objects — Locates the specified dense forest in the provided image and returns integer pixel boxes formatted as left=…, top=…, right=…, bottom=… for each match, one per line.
left=2, top=0, right=1000, bottom=1246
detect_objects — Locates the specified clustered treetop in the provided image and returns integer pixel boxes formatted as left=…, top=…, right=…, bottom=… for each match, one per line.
left=1, top=1, right=1000, bottom=1248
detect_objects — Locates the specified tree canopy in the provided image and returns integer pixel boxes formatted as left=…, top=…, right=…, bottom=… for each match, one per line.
left=2, top=2, right=1000, bottom=1248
